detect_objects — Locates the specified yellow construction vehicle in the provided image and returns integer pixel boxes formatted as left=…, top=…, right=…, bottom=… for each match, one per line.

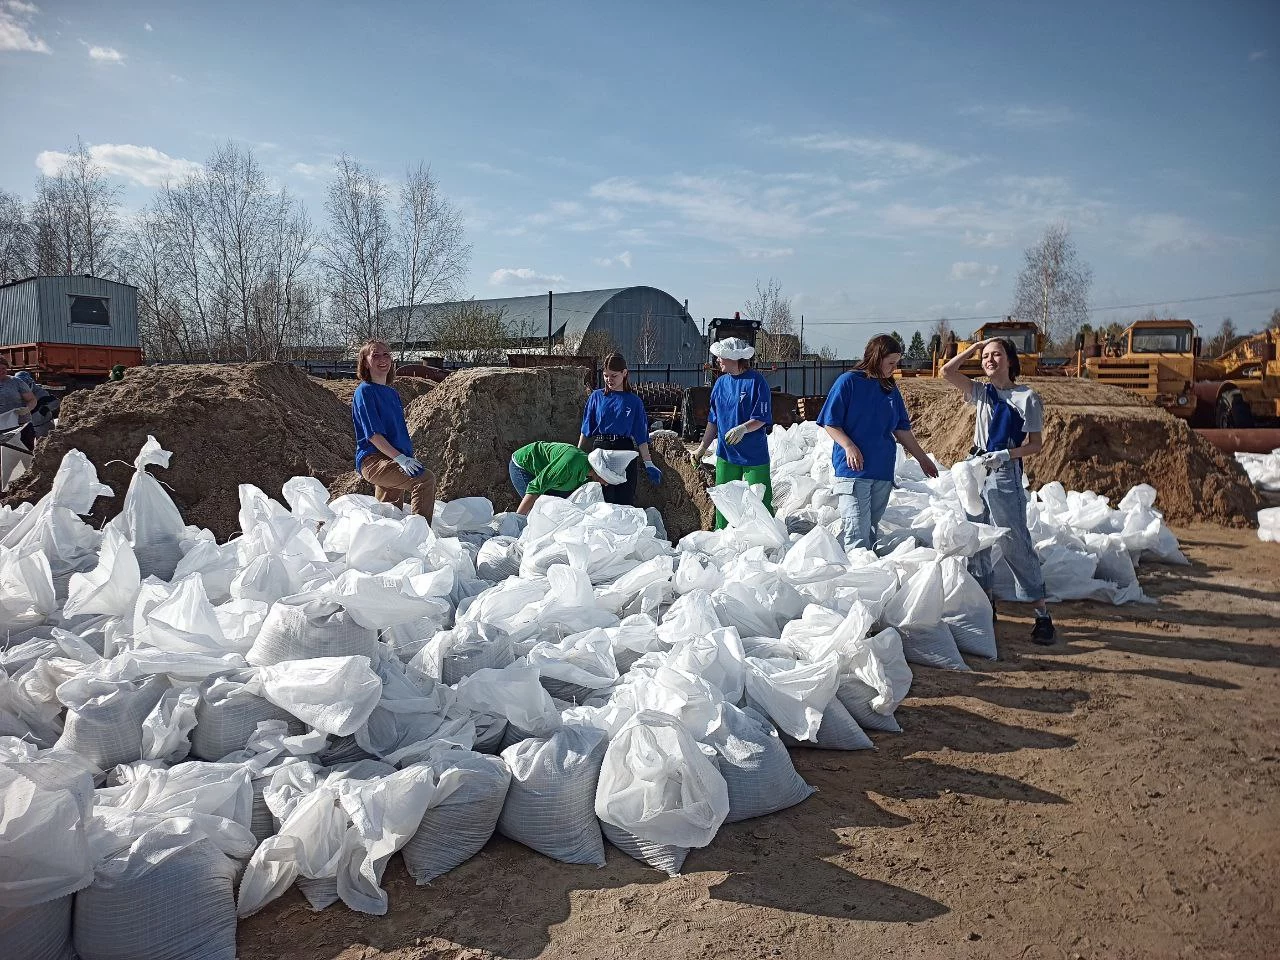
left=1194, top=328, right=1280, bottom=428
left=1076, top=319, right=1200, bottom=419
left=930, top=318, right=1045, bottom=377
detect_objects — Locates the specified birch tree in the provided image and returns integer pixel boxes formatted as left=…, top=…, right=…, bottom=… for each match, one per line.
left=1011, top=222, right=1092, bottom=347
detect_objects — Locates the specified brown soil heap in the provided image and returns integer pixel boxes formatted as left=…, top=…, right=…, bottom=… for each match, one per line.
left=899, top=377, right=1260, bottom=527
left=634, top=434, right=716, bottom=541
left=7, top=362, right=355, bottom=539
left=316, top=375, right=436, bottom=407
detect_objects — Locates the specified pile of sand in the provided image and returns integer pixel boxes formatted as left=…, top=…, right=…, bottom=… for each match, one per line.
left=634, top=434, right=716, bottom=540
left=7, top=363, right=355, bottom=539
left=315, top=376, right=436, bottom=407
left=899, top=377, right=1260, bottom=527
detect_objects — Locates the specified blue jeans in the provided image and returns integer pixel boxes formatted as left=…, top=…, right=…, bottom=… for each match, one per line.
left=509, top=459, right=569, bottom=500
left=966, top=462, right=1047, bottom=602
left=837, top=478, right=894, bottom=552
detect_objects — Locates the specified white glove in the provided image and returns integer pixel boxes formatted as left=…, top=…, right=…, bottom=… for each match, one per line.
left=393, top=454, right=425, bottom=477
left=979, top=449, right=1011, bottom=469
left=724, top=424, right=750, bottom=446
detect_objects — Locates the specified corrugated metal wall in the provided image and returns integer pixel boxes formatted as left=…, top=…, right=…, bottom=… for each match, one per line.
left=589, top=286, right=704, bottom=365
left=0, top=276, right=139, bottom=347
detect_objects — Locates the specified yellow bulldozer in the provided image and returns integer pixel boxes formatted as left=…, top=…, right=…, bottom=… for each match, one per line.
left=1076, top=319, right=1200, bottom=419
left=929, top=318, right=1045, bottom=377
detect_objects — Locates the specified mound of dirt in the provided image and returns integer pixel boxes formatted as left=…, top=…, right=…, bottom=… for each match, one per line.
left=6, top=362, right=355, bottom=539
left=316, top=376, right=436, bottom=407
left=329, top=366, right=590, bottom=512
left=635, top=434, right=716, bottom=541
left=899, top=377, right=1260, bottom=527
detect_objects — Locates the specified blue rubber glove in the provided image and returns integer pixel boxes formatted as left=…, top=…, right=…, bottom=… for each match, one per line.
left=645, top=463, right=662, bottom=485
left=393, top=454, right=425, bottom=477
left=979, top=449, right=1011, bottom=470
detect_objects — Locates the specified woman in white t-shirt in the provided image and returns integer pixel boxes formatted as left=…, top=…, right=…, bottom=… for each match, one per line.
left=941, top=337, right=1055, bottom=644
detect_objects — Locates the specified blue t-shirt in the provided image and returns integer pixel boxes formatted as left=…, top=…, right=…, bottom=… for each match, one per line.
left=352, top=381, right=414, bottom=471
left=709, top=370, right=772, bottom=466
left=817, top=370, right=910, bottom=481
left=581, top=389, right=650, bottom=445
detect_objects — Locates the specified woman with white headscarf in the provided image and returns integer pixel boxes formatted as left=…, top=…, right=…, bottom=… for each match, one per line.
left=688, top=337, right=774, bottom=529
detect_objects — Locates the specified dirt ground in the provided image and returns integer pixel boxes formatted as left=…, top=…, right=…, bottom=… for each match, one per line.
left=238, top=524, right=1280, bottom=960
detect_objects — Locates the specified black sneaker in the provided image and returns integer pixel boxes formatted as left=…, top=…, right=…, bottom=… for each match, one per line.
left=1031, top=614, right=1056, bottom=645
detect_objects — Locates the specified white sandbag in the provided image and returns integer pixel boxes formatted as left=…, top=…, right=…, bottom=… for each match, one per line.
left=704, top=703, right=814, bottom=823
left=56, top=672, right=167, bottom=769
left=110, top=437, right=186, bottom=581
left=408, top=622, right=515, bottom=686
left=665, top=627, right=746, bottom=703
left=707, top=480, right=789, bottom=549
left=0, top=895, right=74, bottom=960
left=136, top=575, right=229, bottom=656
left=940, top=556, right=997, bottom=659
left=0, top=755, right=96, bottom=907
left=454, top=665, right=561, bottom=740
left=950, top=457, right=987, bottom=516
left=595, top=711, right=729, bottom=853
left=778, top=696, right=874, bottom=750
left=63, top=526, right=140, bottom=619
left=742, top=655, right=841, bottom=742
left=74, top=829, right=239, bottom=960
left=883, top=562, right=970, bottom=671
left=190, top=674, right=305, bottom=761
left=475, top=535, right=522, bottom=581
left=246, top=656, right=382, bottom=737
left=0, top=543, right=56, bottom=631
left=319, top=562, right=454, bottom=631
left=247, top=596, right=378, bottom=666
left=498, top=723, right=608, bottom=865
left=171, top=540, right=238, bottom=604
left=140, top=686, right=200, bottom=763
left=402, top=750, right=512, bottom=884
left=1259, top=506, right=1280, bottom=543
left=282, top=476, right=337, bottom=526
left=527, top=627, right=619, bottom=702
left=435, top=497, right=494, bottom=535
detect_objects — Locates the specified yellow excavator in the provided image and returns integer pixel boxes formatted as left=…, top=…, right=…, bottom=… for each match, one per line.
left=1075, top=319, right=1200, bottom=419
left=1194, top=327, right=1280, bottom=428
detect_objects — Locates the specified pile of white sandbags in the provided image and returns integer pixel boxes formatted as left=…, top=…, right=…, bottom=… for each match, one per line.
left=1235, top=448, right=1280, bottom=494
left=1, top=432, right=1190, bottom=958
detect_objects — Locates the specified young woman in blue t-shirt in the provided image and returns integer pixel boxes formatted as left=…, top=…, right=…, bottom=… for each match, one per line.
left=818, top=334, right=938, bottom=552
left=350, top=339, right=437, bottom=521
left=578, top=352, right=662, bottom=506
left=689, top=337, right=774, bottom=528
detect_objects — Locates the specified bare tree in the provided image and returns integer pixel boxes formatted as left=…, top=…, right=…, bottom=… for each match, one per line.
left=743, top=278, right=799, bottom=361
left=28, top=139, right=121, bottom=277
left=320, top=155, right=395, bottom=345
left=0, top=189, right=34, bottom=282
left=389, top=162, right=470, bottom=358
left=1204, top=317, right=1238, bottom=358
left=633, top=304, right=663, bottom=364
left=426, top=301, right=509, bottom=362
left=1011, top=221, right=1092, bottom=347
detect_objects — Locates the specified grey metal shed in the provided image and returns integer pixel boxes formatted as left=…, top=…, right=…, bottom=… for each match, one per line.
left=0, top=275, right=140, bottom=348
left=382, top=285, right=705, bottom=365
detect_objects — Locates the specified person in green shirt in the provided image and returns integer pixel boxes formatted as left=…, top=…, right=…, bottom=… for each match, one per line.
left=510, top=441, right=638, bottom=515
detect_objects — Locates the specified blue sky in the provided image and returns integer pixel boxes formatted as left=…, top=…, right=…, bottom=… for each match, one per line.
left=1, top=0, right=1277, bottom=354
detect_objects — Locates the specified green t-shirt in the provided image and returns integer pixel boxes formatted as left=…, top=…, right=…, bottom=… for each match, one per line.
left=512, top=441, right=592, bottom=495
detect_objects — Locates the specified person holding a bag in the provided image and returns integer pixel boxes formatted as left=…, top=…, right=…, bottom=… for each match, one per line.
left=818, top=333, right=938, bottom=553
left=940, top=336, right=1055, bottom=644
left=351, top=339, right=437, bottom=521
left=688, top=337, right=774, bottom=528
left=510, top=441, right=638, bottom=515
left=578, top=352, right=661, bottom=506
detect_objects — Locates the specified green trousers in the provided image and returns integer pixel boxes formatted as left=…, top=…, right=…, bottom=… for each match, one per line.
left=714, top=459, right=773, bottom=529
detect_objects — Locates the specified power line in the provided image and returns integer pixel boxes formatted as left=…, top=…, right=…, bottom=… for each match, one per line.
left=802, top=286, right=1280, bottom=327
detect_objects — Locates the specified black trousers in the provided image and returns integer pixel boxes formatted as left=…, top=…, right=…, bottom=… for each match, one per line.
left=588, top=435, right=639, bottom=506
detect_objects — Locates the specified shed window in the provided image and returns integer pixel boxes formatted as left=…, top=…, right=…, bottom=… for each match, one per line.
left=69, top=296, right=110, bottom=326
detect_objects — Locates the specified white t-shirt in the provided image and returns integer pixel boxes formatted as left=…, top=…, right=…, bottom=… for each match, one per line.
left=966, top=381, right=1044, bottom=451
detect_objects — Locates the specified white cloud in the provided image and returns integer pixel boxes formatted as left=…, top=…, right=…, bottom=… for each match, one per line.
left=1249, top=50, right=1267, bottom=61
left=963, top=229, right=1009, bottom=248
left=1126, top=213, right=1226, bottom=256
left=86, top=43, right=124, bottom=63
left=0, top=1, right=49, bottom=53
left=950, top=261, right=1001, bottom=286
left=466, top=160, right=523, bottom=179
left=776, top=132, right=978, bottom=176
left=742, top=247, right=795, bottom=260
left=593, top=251, right=633, bottom=269
left=144, top=22, right=153, bottom=32
left=961, top=104, right=1076, bottom=128
left=489, top=267, right=566, bottom=288
left=289, top=161, right=331, bottom=179
left=36, top=143, right=201, bottom=187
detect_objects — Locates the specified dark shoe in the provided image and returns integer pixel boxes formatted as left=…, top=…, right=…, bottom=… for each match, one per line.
left=1031, top=614, right=1056, bottom=645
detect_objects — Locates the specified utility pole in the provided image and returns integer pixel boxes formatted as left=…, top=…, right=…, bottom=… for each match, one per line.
left=547, top=290, right=553, bottom=356
left=800, top=313, right=805, bottom=394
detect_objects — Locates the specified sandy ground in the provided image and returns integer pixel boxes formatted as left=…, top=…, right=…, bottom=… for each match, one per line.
left=238, top=523, right=1280, bottom=960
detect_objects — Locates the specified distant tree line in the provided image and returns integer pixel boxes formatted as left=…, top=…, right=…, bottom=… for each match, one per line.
left=0, top=139, right=472, bottom=363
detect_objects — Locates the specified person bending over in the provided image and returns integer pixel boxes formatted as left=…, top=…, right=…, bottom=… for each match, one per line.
left=510, top=440, right=637, bottom=516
